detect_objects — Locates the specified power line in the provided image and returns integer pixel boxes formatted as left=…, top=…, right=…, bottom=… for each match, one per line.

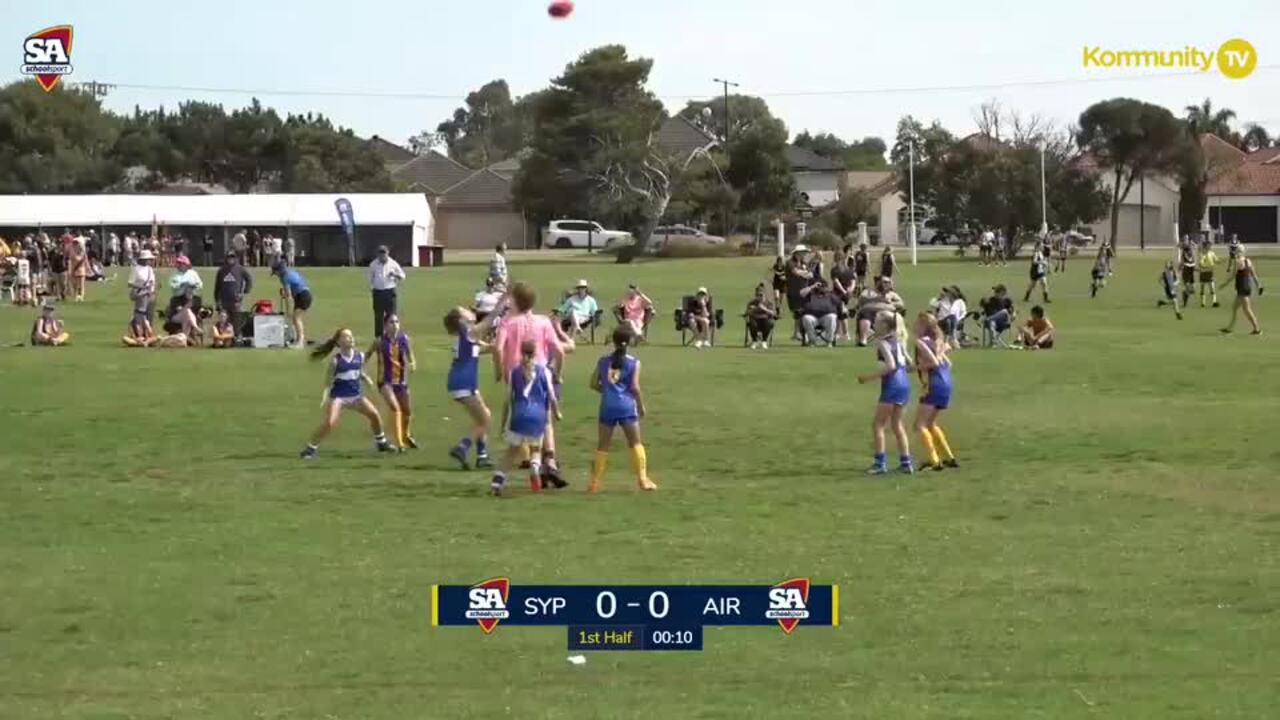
left=89, top=64, right=1280, bottom=104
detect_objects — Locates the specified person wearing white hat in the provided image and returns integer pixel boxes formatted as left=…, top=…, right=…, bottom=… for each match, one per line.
left=688, top=287, right=713, bottom=348
left=128, top=248, right=158, bottom=323
left=556, top=279, right=599, bottom=338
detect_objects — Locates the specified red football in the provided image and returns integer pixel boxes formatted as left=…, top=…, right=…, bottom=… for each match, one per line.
left=548, top=0, right=574, bottom=18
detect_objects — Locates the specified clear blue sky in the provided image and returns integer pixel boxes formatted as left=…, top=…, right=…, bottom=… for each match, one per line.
left=6, top=0, right=1278, bottom=150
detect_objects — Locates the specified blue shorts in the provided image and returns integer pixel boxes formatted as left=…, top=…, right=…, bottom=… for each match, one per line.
left=879, top=383, right=910, bottom=406
left=600, top=415, right=639, bottom=428
left=921, top=386, right=951, bottom=410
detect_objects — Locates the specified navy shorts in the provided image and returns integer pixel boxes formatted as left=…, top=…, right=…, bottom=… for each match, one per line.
left=600, top=415, right=639, bottom=428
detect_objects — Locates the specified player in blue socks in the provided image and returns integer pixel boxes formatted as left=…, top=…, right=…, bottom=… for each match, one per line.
left=443, top=307, right=493, bottom=470
left=301, top=328, right=395, bottom=459
left=857, top=312, right=914, bottom=474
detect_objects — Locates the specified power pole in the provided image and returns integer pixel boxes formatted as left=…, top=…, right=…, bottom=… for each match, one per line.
left=711, top=78, right=739, bottom=144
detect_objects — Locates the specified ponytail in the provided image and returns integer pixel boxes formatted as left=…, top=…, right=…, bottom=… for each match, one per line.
left=610, top=325, right=634, bottom=371
left=311, top=328, right=345, bottom=360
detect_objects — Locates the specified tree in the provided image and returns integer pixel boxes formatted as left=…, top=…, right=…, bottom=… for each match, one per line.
left=725, top=115, right=795, bottom=239
left=678, top=95, right=775, bottom=144
left=793, top=130, right=888, bottom=170
left=1077, top=98, right=1191, bottom=250
left=512, top=46, right=671, bottom=262
left=281, top=114, right=392, bottom=192
left=1241, top=123, right=1273, bottom=151
left=434, top=79, right=526, bottom=168
left=820, top=183, right=874, bottom=238
left=1184, top=98, right=1237, bottom=142
left=0, top=81, right=121, bottom=193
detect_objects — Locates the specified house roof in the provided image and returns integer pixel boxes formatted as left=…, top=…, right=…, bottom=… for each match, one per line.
left=392, top=151, right=474, bottom=195
left=1206, top=162, right=1280, bottom=195
left=845, top=170, right=894, bottom=194
left=487, top=149, right=531, bottom=180
left=1201, top=133, right=1280, bottom=195
left=1248, top=147, right=1280, bottom=164
left=656, top=116, right=717, bottom=157
left=787, top=144, right=842, bottom=172
left=438, top=169, right=513, bottom=207
left=368, top=136, right=416, bottom=167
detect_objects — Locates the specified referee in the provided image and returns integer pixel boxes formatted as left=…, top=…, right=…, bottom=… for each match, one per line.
left=368, top=245, right=405, bottom=338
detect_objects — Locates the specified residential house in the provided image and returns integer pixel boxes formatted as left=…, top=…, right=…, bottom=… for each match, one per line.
left=1202, top=134, right=1280, bottom=243
left=788, top=145, right=843, bottom=209
left=434, top=168, right=533, bottom=250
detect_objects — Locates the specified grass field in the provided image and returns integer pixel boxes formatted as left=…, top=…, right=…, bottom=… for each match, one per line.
left=2, top=249, right=1278, bottom=719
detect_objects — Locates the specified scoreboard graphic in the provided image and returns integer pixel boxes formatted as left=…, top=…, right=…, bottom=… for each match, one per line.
left=432, top=577, right=838, bottom=651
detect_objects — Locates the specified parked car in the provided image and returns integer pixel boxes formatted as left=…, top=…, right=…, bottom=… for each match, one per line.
left=542, top=220, right=632, bottom=249
left=651, top=224, right=726, bottom=246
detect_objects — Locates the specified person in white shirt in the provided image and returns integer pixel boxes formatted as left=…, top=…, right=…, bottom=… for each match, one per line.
left=489, top=243, right=509, bottom=284
left=473, top=277, right=504, bottom=322
left=124, top=233, right=139, bottom=265
left=284, top=236, right=296, bottom=266
left=368, top=245, right=406, bottom=337
left=15, top=255, right=33, bottom=305
left=128, top=249, right=158, bottom=330
left=108, top=233, right=120, bottom=267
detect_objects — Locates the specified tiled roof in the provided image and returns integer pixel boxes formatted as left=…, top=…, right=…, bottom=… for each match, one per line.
left=787, top=144, right=842, bottom=171
left=391, top=151, right=473, bottom=195
left=655, top=116, right=717, bottom=157
left=438, top=169, right=512, bottom=207
left=845, top=170, right=893, bottom=191
left=368, top=136, right=416, bottom=167
left=1201, top=133, right=1280, bottom=195
left=487, top=149, right=531, bottom=180
left=1207, top=162, right=1280, bottom=195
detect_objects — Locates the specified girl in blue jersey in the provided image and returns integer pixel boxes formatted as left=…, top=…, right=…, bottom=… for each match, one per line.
left=443, top=307, right=493, bottom=470
left=913, top=313, right=958, bottom=472
left=491, top=340, right=561, bottom=496
left=587, top=326, right=657, bottom=494
left=367, top=314, right=417, bottom=451
left=301, top=328, right=394, bottom=459
left=272, top=261, right=312, bottom=348
left=856, top=311, right=914, bottom=474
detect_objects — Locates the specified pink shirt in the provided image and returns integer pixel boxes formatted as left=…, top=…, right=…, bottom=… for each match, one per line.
left=620, top=295, right=647, bottom=321
left=496, top=312, right=562, bottom=381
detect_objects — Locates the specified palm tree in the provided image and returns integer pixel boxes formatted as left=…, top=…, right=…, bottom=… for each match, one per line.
left=1241, top=123, right=1273, bottom=152
left=1184, top=98, right=1237, bottom=140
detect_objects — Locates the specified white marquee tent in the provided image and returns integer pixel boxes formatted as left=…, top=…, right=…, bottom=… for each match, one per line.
left=0, top=193, right=436, bottom=265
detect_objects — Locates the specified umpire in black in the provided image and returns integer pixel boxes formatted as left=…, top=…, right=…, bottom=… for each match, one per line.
left=367, top=245, right=406, bottom=338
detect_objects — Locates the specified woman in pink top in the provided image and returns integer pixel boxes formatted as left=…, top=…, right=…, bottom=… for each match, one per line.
left=494, top=282, right=567, bottom=487
left=615, top=285, right=654, bottom=340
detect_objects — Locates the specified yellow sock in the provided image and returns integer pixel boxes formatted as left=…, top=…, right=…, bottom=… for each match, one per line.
left=630, top=445, right=656, bottom=489
left=589, top=451, right=608, bottom=492
left=919, top=428, right=939, bottom=466
left=392, top=411, right=406, bottom=447
left=400, top=413, right=413, bottom=441
left=931, top=426, right=954, bottom=461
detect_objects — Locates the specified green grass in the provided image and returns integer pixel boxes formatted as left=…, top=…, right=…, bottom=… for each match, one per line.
left=2, top=250, right=1278, bottom=719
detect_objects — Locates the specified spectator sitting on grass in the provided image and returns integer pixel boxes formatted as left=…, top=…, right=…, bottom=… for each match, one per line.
left=210, top=310, right=236, bottom=348
left=162, top=294, right=204, bottom=346
left=854, top=276, right=906, bottom=346
left=1016, top=305, right=1055, bottom=349
left=30, top=299, right=70, bottom=346
left=557, top=279, right=599, bottom=337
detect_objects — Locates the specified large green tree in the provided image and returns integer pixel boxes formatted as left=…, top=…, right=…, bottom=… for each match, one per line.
left=678, top=94, right=775, bottom=144
left=0, top=81, right=121, bottom=193
left=281, top=114, right=392, bottom=192
left=1077, top=98, right=1190, bottom=249
left=793, top=131, right=888, bottom=170
left=434, top=79, right=528, bottom=168
left=725, top=114, right=795, bottom=238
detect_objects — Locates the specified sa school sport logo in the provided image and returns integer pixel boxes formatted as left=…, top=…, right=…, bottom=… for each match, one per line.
left=21, top=25, right=74, bottom=92
left=766, top=577, right=811, bottom=634
left=465, top=577, right=510, bottom=634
